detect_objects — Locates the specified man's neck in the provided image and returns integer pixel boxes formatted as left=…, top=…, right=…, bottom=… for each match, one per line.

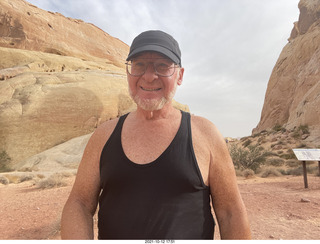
left=135, top=103, right=177, bottom=121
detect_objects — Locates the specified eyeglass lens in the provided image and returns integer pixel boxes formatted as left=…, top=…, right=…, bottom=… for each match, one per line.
left=127, top=59, right=176, bottom=77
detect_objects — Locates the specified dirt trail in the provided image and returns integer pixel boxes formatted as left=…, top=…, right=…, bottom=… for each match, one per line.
left=0, top=175, right=319, bottom=240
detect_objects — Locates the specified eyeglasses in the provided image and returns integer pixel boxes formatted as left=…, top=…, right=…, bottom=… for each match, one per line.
left=126, top=58, right=180, bottom=77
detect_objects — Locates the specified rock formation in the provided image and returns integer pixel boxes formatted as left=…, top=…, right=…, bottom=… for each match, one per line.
left=253, top=0, right=320, bottom=140
left=0, top=0, right=189, bottom=168
left=0, top=47, right=134, bottom=165
left=0, top=0, right=128, bottom=67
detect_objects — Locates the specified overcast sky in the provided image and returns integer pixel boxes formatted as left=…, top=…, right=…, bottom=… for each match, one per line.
left=27, top=0, right=300, bottom=138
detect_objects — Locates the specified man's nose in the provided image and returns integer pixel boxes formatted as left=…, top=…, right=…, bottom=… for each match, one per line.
left=142, top=63, right=158, bottom=81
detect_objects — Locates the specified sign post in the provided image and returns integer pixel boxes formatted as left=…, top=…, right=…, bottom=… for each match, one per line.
left=292, top=149, right=320, bottom=189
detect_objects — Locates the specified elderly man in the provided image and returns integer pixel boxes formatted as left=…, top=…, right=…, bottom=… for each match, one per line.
left=61, top=30, right=251, bottom=240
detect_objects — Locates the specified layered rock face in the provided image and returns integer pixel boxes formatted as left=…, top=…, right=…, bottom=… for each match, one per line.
left=0, top=47, right=134, bottom=165
left=0, top=0, right=128, bottom=67
left=0, top=0, right=188, bottom=167
left=253, top=0, right=320, bottom=137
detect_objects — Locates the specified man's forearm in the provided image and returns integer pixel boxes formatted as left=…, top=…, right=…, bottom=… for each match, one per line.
left=218, top=211, right=251, bottom=240
left=61, top=200, right=95, bottom=239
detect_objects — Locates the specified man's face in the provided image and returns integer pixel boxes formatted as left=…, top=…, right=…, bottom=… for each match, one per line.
left=127, top=52, right=184, bottom=111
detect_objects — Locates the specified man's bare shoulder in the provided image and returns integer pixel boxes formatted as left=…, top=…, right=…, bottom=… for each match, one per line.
left=88, top=117, right=120, bottom=147
left=191, top=114, right=221, bottom=140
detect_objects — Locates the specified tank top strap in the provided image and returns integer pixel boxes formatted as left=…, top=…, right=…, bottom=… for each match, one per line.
left=110, top=113, right=129, bottom=139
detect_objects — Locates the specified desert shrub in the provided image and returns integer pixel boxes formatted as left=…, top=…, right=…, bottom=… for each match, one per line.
left=298, top=125, right=309, bottom=134
left=252, top=133, right=260, bottom=138
left=291, top=124, right=310, bottom=139
left=20, top=175, right=34, bottom=183
left=4, top=174, right=20, bottom=184
left=285, top=167, right=303, bottom=176
left=273, top=124, right=285, bottom=132
left=308, top=166, right=319, bottom=175
left=242, top=139, right=252, bottom=148
left=240, top=136, right=250, bottom=142
left=267, top=158, right=285, bottom=166
left=297, top=143, right=307, bottom=148
left=292, top=130, right=301, bottom=139
left=286, top=159, right=300, bottom=168
left=235, top=169, right=243, bottom=177
left=264, top=151, right=278, bottom=157
left=37, top=174, right=46, bottom=179
left=261, top=168, right=282, bottom=178
left=280, top=151, right=296, bottom=160
left=0, top=150, right=12, bottom=173
left=242, top=169, right=255, bottom=179
left=36, top=172, right=70, bottom=189
left=0, top=175, right=9, bottom=185
left=284, top=164, right=314, bottom=176
left=230, top=144, right=268, bottom=172
left=4, top=174, right=34, bottom=184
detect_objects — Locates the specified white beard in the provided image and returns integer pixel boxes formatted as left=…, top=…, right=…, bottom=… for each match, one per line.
left=129, top=83, right=177, bottom=112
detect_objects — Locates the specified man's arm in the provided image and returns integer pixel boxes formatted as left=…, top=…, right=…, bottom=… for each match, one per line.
left=195, top=117, right=251, bottom=239
left=61, top=119, right=118, bottom=239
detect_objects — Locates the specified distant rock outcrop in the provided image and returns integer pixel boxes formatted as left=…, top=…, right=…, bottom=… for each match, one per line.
left=0, top=0, right=128, bottom=67
left=253, top=0, right=320, bottom=140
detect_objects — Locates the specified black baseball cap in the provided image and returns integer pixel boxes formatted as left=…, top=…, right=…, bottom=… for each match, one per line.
left=126, top=30, right=182, bottom=66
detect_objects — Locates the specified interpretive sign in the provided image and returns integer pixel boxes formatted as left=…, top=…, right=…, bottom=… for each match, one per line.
left=292, top=149, right=320, bottom=188
left=292, top=149, right=320, bottom=161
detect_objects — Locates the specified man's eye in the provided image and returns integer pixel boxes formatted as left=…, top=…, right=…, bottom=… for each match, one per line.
left=133, top=62, right=146, bottom=68
left=156, top=63, right=170, bottom=69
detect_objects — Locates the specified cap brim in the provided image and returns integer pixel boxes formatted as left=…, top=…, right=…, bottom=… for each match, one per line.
left=126, top=45, right=180, bottom=65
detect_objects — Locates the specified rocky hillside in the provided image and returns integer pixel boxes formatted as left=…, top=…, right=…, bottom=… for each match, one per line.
left=0, top=0, right=189, bottom=170
left=253, top=0, right=320, bottom=140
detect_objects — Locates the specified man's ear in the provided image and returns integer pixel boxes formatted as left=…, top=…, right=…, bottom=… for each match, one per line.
left=177, top=67, right=184, bottom=86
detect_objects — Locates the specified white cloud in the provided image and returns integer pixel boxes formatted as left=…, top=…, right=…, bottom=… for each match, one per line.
left=26, top=0, right=300, bottom=137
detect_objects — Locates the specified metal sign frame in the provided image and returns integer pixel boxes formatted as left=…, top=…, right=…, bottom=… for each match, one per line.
left=292, top=149, right=320, bottom=188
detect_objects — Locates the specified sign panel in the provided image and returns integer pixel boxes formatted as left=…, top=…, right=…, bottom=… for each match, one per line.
left=292, top=149, right=320, bottom=161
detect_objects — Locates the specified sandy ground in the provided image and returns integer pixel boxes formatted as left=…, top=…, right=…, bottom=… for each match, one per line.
left=0, top=175, right=319, bottom=240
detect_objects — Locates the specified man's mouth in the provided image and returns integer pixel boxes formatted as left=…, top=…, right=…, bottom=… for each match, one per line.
left=140, top=86, right=161, bottom=91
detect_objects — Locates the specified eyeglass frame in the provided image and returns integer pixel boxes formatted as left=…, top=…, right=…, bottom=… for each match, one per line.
left=125, top=58, right=181, bottom=77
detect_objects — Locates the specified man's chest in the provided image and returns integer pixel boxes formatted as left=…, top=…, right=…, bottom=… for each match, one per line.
left=121, top=120, right=180, bottom=165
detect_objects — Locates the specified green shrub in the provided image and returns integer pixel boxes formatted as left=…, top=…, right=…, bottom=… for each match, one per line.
left=298, top=125, right=309, bottom=134
left=280, top=152, right=296, bottom=160
left=273, top=124, right=284, bottom=132
left=242, top=139, right=252, bottom=147
left=267, top=158, right=285, bottom=166
left=230, top=144, right=268, bottom=172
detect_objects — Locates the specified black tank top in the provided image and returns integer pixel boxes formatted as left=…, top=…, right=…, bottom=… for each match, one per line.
left=98, top=111, right=215, bottom=239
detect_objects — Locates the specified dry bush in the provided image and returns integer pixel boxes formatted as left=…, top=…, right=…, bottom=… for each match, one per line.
left=4, top=173, right=34, bottom=184
left=286, top=159, right=300, bottom=168
left=261, top=168, right=282, bottom=178
left=242, top=169, right=255, bottom=179
left=0, top=175, right=9, bottom=185
left=36, top=172, right=72, bottom=189
left=235, top=169, right=243, bottom=177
